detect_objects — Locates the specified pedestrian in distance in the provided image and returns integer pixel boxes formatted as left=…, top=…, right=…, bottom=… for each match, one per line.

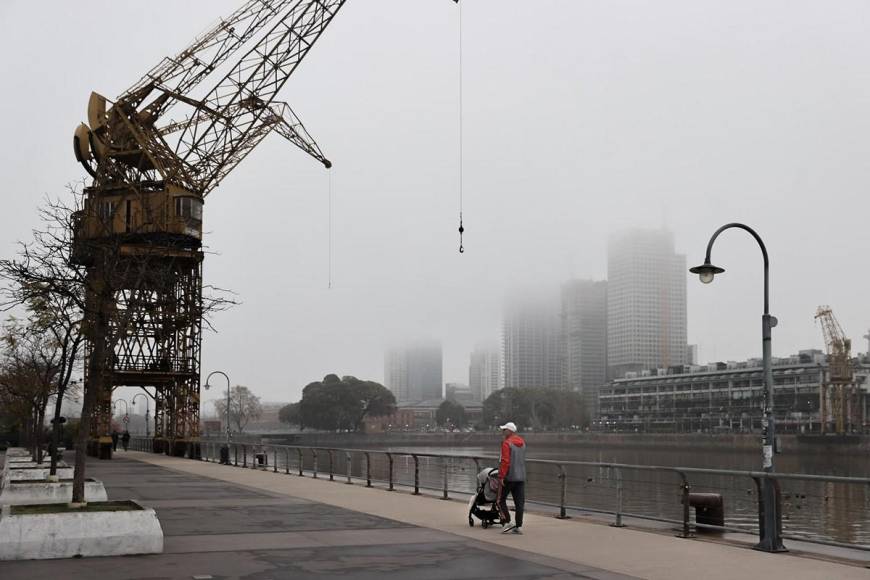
left=496, top=421, right=526, bottom=534
left=121, top=430, right=130, bottom=451
left=111, top=430, right=119, bottom=452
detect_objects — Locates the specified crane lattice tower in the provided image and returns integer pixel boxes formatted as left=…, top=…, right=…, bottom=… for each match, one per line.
left=72, top=0, right=341, bottom=457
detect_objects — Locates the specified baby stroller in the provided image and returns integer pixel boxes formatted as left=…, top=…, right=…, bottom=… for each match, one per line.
left=467, top=467, right=502, bottom=528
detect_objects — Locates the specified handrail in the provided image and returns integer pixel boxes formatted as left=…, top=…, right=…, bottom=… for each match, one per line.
left=129, top=436, right=870, bottom=552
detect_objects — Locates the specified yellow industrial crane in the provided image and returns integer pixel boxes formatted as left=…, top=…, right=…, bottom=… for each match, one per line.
left=70, top=0, right=457, bottom=457
left=814, top=306, right=856, bottom=434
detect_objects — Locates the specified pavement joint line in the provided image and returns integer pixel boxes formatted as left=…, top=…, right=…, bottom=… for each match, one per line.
left=124, top=452, right=870, bottom=580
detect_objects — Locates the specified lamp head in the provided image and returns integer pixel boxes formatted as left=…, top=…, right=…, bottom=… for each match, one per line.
left=689, top=262, right=725, bottom=284
left=204, top=382, right=211, bottom=391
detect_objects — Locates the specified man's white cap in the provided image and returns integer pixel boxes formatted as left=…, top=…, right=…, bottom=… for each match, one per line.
left=499, top=421, right=517, bottom=432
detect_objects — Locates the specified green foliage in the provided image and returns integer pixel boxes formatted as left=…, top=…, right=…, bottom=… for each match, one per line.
left=483, top=387, right=587, bottom=431
left=295, top=374, right=396, bottom=432
left=435, top=399, right=467, bottom=428
left=278, top=402, right=302, bottom=428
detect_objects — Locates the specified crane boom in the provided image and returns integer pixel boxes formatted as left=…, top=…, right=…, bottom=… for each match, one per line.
left=122, top=0, right=296, bottom=108
left=174, top=0, right=345, bottom=193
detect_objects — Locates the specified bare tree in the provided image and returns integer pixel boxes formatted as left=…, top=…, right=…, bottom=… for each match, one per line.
left=0, top=184, right=235, bottom=502
left=213, top=385, right=263, bottom=435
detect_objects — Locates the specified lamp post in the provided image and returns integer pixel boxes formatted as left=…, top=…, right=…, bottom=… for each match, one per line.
left=204, top=371, right=231, bottom=464
left=132, top=393, right=151, bottom=438
left=112, top=399, right=130, bottom=425
left=690, top=222, right=785, bottom=552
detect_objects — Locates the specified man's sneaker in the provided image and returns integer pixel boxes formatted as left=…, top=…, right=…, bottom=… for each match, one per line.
left=512, top=527, right=523, bottom=534
left=501, top=522, right=517, bottom=534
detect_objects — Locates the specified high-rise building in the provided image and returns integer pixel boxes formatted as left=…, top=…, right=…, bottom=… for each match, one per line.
left=607, top=228, right=687, bottom=379
left=384, top=340, right=443, bottom=402
left=502, top=292, right=564, bottom=390
left=469, top=342, right=501, bottom=402
left=562, top=279, right=608, bottom=416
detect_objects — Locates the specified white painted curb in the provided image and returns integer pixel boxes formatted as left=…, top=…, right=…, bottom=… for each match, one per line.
left=0, top=501, right=163, bottom=560
left=0, top=480, right=108, bottom=506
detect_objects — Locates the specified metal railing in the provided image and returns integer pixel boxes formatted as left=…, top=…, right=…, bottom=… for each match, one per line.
left=130, top=437, right=870, bottom=551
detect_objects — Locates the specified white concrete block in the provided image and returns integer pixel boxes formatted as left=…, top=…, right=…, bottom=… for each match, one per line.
left=0, top=480, right=108, bottom=506
left=0, top=501, right=163, bottom=560
left=3, top=468, right=74, bottom=489
left=4, top=448, right=30, bottom=458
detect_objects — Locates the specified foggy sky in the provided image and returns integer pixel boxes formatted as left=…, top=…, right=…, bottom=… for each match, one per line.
left=2, top=0, right=869, bottom=408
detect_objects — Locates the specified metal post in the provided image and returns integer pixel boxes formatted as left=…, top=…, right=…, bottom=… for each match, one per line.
left=556, top=464, right=569, bottom=519
left=297, top=448, right=304, bottom=476
left=442, top=457, right=449, bottom=500
left=677, top=472, right=693, bottom=538
left=273, top=447, right=278, bottom=473
left=412, top=454, right=420, bottom=495
left=387, top=453, right=394, bottom=491
left=242, top=444, right=247, bottom=468
left=233, top=444, right=238, bottom=466
left=328, top=450, right=334, bottom=481
left=611, top=467, right=626, bottom=528
left=285, top=449, right=290, bottom=474
left=364, top=452, right=372, bottom=487
left=312, top=449, right=318, bottom=479
left=345, top=452, right=353, bottom=484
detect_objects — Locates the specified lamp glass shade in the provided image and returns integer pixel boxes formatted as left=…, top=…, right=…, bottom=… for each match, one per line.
left=689, top=263, right=725, bottom=284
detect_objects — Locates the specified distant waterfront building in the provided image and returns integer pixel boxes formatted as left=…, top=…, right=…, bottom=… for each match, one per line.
left=687, top=344, right=699, bottom=366
left=597, top=350, right=870, bottom=434
left=561, top=279, right=608, bottom=417
left=607, top=228, right=687, bottom=379
left=469, top=342, right=502, bottom=402
left=446, top=382, right=475, bottom=403
left=384, top=340, right=443, bottom=402
left=502, top=292, right=564, bottom=390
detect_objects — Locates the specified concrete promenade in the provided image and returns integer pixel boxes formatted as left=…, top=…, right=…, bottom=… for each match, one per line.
left=0, top=450, right=867, bottom=579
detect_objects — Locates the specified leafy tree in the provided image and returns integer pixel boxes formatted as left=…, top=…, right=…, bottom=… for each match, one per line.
left=296, top=374, right=395, bottom=432
left=483, top=387, right=587, bottom=430
left=278, top=402, right=302, bottom=428
left=436, top=399, right=467, bottom=428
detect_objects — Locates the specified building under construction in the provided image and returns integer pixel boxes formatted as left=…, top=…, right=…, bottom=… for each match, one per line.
left=596, top=351, right=870, bottom=434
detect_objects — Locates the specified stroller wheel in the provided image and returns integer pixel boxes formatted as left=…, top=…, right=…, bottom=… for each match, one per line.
left=468, top=515, right=474, bottom=527
left=481, top=521, right=489, bottom=529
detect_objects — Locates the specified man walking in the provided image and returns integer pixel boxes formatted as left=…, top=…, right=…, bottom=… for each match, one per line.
left=496, top=421, right=526, bottom=534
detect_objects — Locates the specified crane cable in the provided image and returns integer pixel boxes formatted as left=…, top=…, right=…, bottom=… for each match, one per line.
left=328, top=169, right=333, bottom=289
left=457, top=0, right=465, bottom=254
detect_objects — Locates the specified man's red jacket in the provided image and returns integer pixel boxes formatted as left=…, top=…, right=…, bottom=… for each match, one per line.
left=498, top=432, right=526, bottom=480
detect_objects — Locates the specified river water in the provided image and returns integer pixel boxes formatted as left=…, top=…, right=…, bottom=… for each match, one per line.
left=252, top=441, right=869, bottom=548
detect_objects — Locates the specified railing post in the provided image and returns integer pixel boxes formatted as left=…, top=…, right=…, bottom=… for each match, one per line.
left=285, top=448, right=290, bottom=474
left=345, top=451, right=353, bottom=484
left=387, top=453, right=394, bottom=491
left=556, top=464, right=570, bottom=519
left=242, top=444, right=247, bottom=468
left=328, top=450, right=335, bottom=481
left=233, top=444, right=238, bottom=466
left=677, top=471, right=693, bottom=538
left=441, top=457, right=450, bottom=500
left=273, top=447, right=278, bottom=473
left=412, top=454, right=420, bottom=495
left=364, top=452, right=372, bottom=487
left=312, top=449, right=319, bottom=479
left=611, top=467, right=626, bottom=528
left=297, top=448, right=304, bottom=476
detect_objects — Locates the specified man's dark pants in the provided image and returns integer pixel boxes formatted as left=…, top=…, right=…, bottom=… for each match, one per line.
left=498, top=480, right=525, bottom=527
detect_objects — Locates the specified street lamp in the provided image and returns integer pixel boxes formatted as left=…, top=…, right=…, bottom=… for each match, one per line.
left=690, top=222, right=785, bottom=552
left=132, top=393, right=151, bottom=438
left=112, top=398, right=130, bottom=425
left=204, top=371, right=231, bottom=464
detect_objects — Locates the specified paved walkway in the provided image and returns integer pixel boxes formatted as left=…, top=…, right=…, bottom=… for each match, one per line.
left=1, top=450, right=868, bottom=579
